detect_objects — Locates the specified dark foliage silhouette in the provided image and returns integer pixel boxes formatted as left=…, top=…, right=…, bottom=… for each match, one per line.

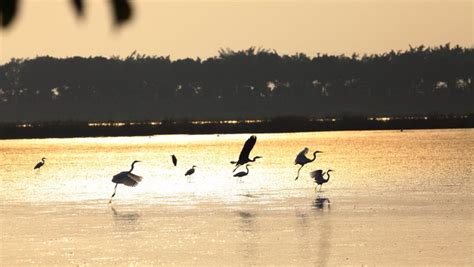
left=0, top=0, right=132, bottom=28
left=0, top=45, right=472, bottom=123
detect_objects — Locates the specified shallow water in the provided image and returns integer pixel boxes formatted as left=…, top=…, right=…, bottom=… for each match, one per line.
left=1, top=129, right=473, bottom=265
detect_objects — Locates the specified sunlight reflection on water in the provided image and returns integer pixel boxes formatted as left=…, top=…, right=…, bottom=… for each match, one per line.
left=0, top=129, right=472, bottom=204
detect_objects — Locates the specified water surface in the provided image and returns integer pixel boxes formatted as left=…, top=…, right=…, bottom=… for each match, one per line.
left=1, top=129, right=472, bottom=265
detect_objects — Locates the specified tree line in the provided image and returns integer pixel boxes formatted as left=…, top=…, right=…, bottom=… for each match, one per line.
left=0, top=44, right=473, bottom=122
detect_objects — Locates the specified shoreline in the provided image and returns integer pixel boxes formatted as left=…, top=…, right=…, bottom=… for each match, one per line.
left=1, top=115, right=472, bottom=139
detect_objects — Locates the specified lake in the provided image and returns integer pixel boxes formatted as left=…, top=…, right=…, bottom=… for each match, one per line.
left=1, top=129, right=472, bottom=265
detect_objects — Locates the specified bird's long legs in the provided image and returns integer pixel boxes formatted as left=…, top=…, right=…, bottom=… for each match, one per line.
left=233, top=164, right=241, bottom=173
left=295, top=165, right=304, bottom=180
left=109, top=183, right=118, bottom=204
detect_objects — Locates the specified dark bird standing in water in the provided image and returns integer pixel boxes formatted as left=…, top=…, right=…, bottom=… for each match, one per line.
left=185, top=165, right=196, bottom=176
left=294, top=148, right=322, bottom=180
left=109, top=160, right=142, bottom=203
left=233, top=164, right=251, bottom=182
left=34, top=157, right=46, bottom=170
left=310, top=169, right=334, bottom=191
left=231, top=135, right=262, bottom=172
left=171, top=155, right=177, bottom=166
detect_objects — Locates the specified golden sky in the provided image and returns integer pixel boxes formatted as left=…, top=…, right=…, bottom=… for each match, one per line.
left=1, top=0, right=472, bottom=63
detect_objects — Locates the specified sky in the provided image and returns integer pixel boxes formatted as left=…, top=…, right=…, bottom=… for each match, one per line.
left=1, top=0, right=472, bottom=63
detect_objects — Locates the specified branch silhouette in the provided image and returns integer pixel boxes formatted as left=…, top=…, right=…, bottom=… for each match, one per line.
left=0, top=0, right=132, bottom=28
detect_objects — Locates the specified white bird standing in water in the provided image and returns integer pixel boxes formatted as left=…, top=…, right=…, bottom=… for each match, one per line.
left=310, top=169, right=334, bottom=191
left=34, top=157, right=46, bottom=170
left=109, top=160, right=143, bottom=203
left=294, top=148, right=322, bottom=180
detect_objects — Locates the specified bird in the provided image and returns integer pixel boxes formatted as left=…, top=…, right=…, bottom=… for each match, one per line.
left=310, top=169, right=334, bottom=191
left=231, top=135, right=262, bottom=172
left=109, top=160, right=142, bottom=203
left=294, top=148, right=322, bottom=180
left=171, top=155, right=177, bottom=166
left=185, top=165, right=196, bottom=177
left=233, top=164, right=251, bottom=182
left=34, top=157, right=46, bottom=170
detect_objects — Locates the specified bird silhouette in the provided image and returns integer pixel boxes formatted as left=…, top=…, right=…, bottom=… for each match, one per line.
left=233, top=164, right=251, bottom=182
left=185, top=165, right=196, bottom=176
left=310, top=169, right=334, bottom=191
left=34, top=157, right=46, bottom=170
left=171, top=155, right=177, bottom=166
left=294, top=148, right=322, bottom=180
left=109, top=160, right=142, bottom=203
left=231, top=135, right=262, bottom=172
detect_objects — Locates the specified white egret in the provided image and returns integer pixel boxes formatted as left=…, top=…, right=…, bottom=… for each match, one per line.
left=294, top=148, right=322, bottom=180
left=109, top=160, right=142, bottom=203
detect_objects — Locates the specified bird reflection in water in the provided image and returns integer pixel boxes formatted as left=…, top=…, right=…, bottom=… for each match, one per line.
left=110, top=206, right=140, bottom=224
left=313, top=196, right=331, bottom=211
left=236, top=211, right=257, bottom=264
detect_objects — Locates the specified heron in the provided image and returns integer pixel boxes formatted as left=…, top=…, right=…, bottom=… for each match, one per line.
left=310, top=169, right=334, bottom=191
left=185, top=165, right=196, bottom=176
left=233, top=164, right=250, bottom=182
left=294, top=148, right=322, bottom=180
left=171, top=155, right=177, bottom=166
left=109, top=160, right=142, bottom=203
left=231, top=135, right=262, bottom=172
left=34, top=157, right=46, bottom=170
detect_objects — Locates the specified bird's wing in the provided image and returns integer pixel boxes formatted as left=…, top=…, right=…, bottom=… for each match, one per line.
left=238, top=135, right=257, bottom=162
left=34, top=162, right=43, bottom=169
left=299, top=148, right=309, bottom=156
left=112, top=172, right=142, bottom=187
left=310, top=169, right=323, bottom=179
left=233, top=171, right=245, bottom=177
left=127, top=173, right=143, bottom=183
left=295, top=147, right=309, bottom=164
left=185, top=169, right=194, bottom=176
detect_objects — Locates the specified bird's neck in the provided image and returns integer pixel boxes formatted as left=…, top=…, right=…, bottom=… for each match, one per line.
left=310, top=152, right=318, bottom=162
left=245, top=165, right=249, bottom=174
left=129, top=163, right=135, bottom=173
left=325, top=172, right=331, bottom=182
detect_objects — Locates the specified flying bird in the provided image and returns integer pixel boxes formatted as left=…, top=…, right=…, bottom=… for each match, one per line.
left=310, top=169, right=334, bottom=191
left=231, top=135, right=262, bottom=172
left=34, top=157, right=46, bottom=170
left=294, top=148, right=322, bottom=180
left=171, top=155, right=177, bottom=166
left=233, top=164, right=251, bottom=182
left=109, top=160, right=142, bottom=203
left=185, top=165, right=196, bottom=176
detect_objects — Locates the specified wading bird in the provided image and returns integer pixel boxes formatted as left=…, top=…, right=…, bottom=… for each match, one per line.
left=171, top=155, right=177, bottom=166
left=231, top=135, right=262, bottom=172
left=310, top=169, right=334, bottom=191
left=294, top=148, right=322, bottom=180
left=34, top=157, right=46, bottom=170
left=233, top=164, right=251, bottom=182
left=185, top=165, right=196, bottom=177
left=109, top=160, right=142, bottom=203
